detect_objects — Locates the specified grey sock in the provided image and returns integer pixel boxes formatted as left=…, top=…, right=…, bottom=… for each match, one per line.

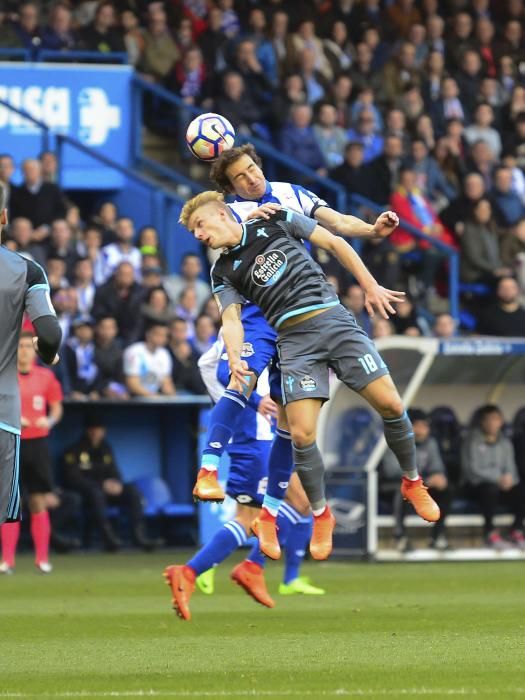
left=293, top=441, right=326, bottom=511
left=383, top=411, right=418, bottom=480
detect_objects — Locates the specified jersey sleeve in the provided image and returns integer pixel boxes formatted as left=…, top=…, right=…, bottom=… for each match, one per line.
left=210, top=262, right=244, bottom=315
left=291, top=184, right=328, bottom=217
left=282, top=209, right=318, bottom=240
left=24, top=259, right=56, bottom=321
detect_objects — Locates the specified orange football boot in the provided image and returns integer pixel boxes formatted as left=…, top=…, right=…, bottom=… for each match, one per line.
left=163, top=565, right=196, bottom=621
left=310, top=506, right=336, bottom=560
left=251, top=508, right=281, bottom=560
left=192, top=468, right=225, bottom=503
left=401, top=477, right=440, bottom=522
left=231, top=560, right=275, bottom=608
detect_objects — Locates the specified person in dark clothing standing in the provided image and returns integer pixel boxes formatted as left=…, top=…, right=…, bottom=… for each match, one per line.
left=477, top=277, right=525, bottom=337
left=77, top=1, right=126, bottom=54
left=61, top=416, right=158, bottom=552
left=92, top=262, right=144, bottom=345
left=9, top=159, right=66, bottom=233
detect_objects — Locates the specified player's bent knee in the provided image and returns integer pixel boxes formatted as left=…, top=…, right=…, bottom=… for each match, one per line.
left=290, top=428, right=317, bottom=448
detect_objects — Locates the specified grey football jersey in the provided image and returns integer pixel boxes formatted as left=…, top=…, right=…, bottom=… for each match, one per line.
left=0, top=247, right=56, bottom=434
left=211, top=210, right=339, bottom=330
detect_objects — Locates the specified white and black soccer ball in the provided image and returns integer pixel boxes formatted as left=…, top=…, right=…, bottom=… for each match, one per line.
left=186, top=113, right=236, bottom=161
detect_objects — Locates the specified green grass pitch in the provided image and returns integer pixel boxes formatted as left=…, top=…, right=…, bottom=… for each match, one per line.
left=0, top=552, right=524, bottom=699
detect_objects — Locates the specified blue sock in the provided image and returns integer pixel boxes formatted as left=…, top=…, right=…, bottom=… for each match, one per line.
left=263, top=429, right=294, bottom=515
left=247, top=502, right=299, bottom=567
left=186, top=520, right=247, bottom=576
left=284, top=516, right=312, bottom=584
left=201, top=390, right=249, bottom=470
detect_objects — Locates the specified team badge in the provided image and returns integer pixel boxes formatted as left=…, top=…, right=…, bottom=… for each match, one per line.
left=241, top=342, right=254, bottom=357
left=300, top=375, right=317, bottom=392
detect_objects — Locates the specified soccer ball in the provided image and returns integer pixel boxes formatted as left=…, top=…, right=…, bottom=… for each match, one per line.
left=186, top=113, right=236, bottom=161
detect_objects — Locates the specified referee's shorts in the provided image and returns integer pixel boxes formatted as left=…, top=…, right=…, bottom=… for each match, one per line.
left=0, top=428, right=21, bottom=524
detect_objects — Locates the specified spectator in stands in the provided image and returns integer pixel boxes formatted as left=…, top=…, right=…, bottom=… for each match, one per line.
left=350, top=86, right=382, bottom=133
left=168, top=317, right=206, bottom=394
left=198, top=6, right=228, bottom=73
left=41, top=2, right=76, bottom=51
left=490, top=166, right=525, bottom=228
left=0, top=153, right=14, bottom=206
left=467, top=139, right=498, bottom=191
left=140, top=286, right=174, bottom=329
left=296, top=46, right=331, bottom=106
left=323, top=20, right=352, bottom=77
left=408, top=138, right=457, bottom=207
left=421, top=49, right=445, bottom=108
left=441, top=172, right=486, bottom=237
left=363, top=134, right=404, bottom=204
left=94, top=316, right=127, bottom=399
left=271, top=73, right=307, bottom=129
left=330, top=141, right=370, bottom=197
left=350, top=41, right=384, bottom=95
left=123, top=320, right=175, bottom=397
left=170, top=45, right=207, bottom=105
left=390, top=294, right=431, bottom=336
left=386, top=0, right=422, bottom=39
left=62, top=415, right=158, bottom=551
left=191, top=314, right=216, bottom=357
left=51, top=287, right=78, bottom=345
left=164, top=252, right=210, bottom=310
left=47, top=257, right=69, bottom=293
left=217, top=0, right=240, bottom=39
left=77, top=1, right=125, bottom=54
left=455, top=48, right=484, bottom=117
left=46, top=219, right=78, bottom=278
left=230, top=38, right=274, bottom=108
left=477, top=276, right=525, bottom=336
left=73, top=257, right=96, bottom=315
left=9, top=158, right=66, bottom=235
left=79, top=225, right=105, bottom=285
left=246, top=7, right=278, bottom=87
left=214, top=71, right=265, bottom=134
left=64, top=316, right=100, bottom=400
left=312, top=102, right=347, bottom=169
left=291, top=19, right=333, bottom=82
left=201, top=296, right=221, bottom=326
left=446, top=13, right=475, bottom=71
left=11, top=1, right=42, bottom=51
left=461, top=404, right=524, bottom=549
left=430, top=78, right=466, bottom=136
left=139, top=9, right=179, bottom=82
left=433, top=313, right=458, bottom=339
left=92, top=261, right=144, bottom=345
left=343, top=285, right=372, bottom=336
left=280, top=104, right=326, bottom=174
left=381, top=408, right=451, bottom=551
left=372, top=318, right=395, bottom=338
left=39, top=151, right=59, bottom=184
left=382, top=42, right=422, bottom=103
left=464, top=103, right=502, bottom=159
left=332, top=73, right=354, bottom=129
left=390, top=167, right=456, bottom=290
left=100, top=217, right=141, bottom=283
left=346, top=109, right=384, bottom=164
left=121, top=10, right=144, bottom=66
left=7, top=217, right=37, bottom=261
left=460, top=198, right=511, bottom=285
left=501, top=220, right=525, bottom=287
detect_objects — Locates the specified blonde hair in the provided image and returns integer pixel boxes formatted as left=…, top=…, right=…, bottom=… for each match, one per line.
left=179, top=191, right=226, bottom=229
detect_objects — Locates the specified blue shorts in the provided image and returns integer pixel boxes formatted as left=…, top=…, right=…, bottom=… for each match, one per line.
left=226, top=441, right=271, bottom=507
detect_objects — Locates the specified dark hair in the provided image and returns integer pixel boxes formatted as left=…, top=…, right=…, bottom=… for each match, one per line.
left=145, top=286, right=169, bottom=305
left=407, top=408, right=428, bottom=423
left=210, top=143, right=263, bottom=194
left=478, top=404, right=502, bottom=422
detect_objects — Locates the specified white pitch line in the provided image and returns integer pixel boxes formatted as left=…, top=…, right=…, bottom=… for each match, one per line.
left=1, top=690, right=525, bottom=698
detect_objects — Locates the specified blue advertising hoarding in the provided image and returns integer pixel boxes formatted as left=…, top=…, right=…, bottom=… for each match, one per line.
left=0, top=62, right=132, bottom=189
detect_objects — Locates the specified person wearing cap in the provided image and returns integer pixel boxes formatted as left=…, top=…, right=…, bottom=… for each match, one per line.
left=380, top=408, right=451, bottom=552
left=64, top=315, right=100, bottom=400
left=61, top=415, right=159, bottom=552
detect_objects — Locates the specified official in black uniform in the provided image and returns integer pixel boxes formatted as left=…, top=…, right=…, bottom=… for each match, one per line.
left=62, top=415, right=158, bottom=551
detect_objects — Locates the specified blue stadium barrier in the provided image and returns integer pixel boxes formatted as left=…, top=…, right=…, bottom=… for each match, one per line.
left=133, top=476, right=195, bottom=518
left=38, top=50, right=128, bottom=64
left=0, top=48, right=31, bottom=61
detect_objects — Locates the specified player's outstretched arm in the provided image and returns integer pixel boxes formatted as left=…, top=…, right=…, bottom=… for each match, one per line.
left=314, top=207, right=399, bottom=239
left=310, top=225, right=405, bottom=319
left=220, top=303, right=253, bottom=392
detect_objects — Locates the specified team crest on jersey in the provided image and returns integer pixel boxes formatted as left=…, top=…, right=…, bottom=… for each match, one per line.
left=251, top=249, right=287, bottom=286
left=241, top=342, right=255, bottom=357
left=300, top=375, right=317, bottom=392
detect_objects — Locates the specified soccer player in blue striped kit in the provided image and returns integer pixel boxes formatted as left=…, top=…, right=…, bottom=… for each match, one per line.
left=164, top=325, right=323, bottom=620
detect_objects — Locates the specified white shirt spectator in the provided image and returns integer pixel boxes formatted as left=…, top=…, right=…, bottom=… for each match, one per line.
left=123, top=341, right=172, bottom=394
left=100, top=243, right=142, bottom=283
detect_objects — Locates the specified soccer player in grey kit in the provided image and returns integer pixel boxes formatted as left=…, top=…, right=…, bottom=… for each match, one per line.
left=179, top=191, right=440, bottom=561
left=0, top=185, right=61, bottom=524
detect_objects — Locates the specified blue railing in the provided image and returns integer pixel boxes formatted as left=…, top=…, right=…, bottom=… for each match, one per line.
left=0, top=47, right=127, bottom=64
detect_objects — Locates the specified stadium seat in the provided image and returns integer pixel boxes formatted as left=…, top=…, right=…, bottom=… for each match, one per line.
left=336, top=407, right=382, bottom=471
left=133, top=476, right=195, bottom=518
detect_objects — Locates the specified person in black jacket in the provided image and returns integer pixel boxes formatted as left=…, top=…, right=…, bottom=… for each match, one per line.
left=92, top=262, right=144, bottom=345
left=94, top=316, right=127, bottom=399
left=362, top=134, right=404, bottom=204
left=76, top=1, right=126, bottom=54
left=61, top=415, right=158, bottom=551
left=168, top=318, right=206, bottom=395
left=9, top=159, right=66, bottom=235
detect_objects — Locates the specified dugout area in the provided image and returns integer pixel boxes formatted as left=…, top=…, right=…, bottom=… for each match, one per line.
left=318, top=337, right=525, bottom=561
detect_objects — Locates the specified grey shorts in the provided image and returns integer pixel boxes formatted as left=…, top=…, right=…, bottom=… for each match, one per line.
left=0, top=429, right=21, bottom=524
left=276, top=304, right=389, bottom=405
